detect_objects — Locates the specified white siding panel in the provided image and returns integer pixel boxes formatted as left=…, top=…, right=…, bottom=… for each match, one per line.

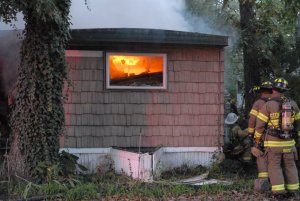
left=152, top=147, right=164, bottom=178
left=111, top=149, right=152, bottom=181
left=61, top=147, right=220, bottom=180
left=153, top=147, right=219, bottom=177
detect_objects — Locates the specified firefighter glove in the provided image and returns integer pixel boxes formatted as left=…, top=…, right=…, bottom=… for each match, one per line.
left=251, top=146, right=263, bottom=158
left=254, top=137, right=261, bottom=144
left=245, top=135, right=254, bottom=146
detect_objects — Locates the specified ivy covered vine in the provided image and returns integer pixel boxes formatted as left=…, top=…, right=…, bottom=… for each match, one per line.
left=0, top=0, right=71, bottom=179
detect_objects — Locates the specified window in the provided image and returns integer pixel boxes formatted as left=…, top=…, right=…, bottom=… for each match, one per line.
left=106, top=52, right=167, bottom=89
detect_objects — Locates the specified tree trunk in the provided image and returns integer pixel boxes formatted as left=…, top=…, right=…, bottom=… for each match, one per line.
left=8, top=0, right=71, bottom=179
left=6, top=133, right=27, bottom=178
left=239, top=0, right=261, bottom=114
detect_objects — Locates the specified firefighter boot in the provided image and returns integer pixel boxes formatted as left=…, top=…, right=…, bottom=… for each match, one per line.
left=254, top=178, right=270, bottom=192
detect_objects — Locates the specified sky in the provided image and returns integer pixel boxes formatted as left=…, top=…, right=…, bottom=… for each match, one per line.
left=0, top=0, right=193, bottom=31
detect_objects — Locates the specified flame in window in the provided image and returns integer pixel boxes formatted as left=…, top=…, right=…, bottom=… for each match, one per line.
left=109, top=55, right=163, bottom=79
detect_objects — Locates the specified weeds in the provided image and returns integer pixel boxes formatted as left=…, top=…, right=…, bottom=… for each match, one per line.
left=208, top=158, right=257, bottom=180
left=161, top=164, right=208, bottom=180
left=7, top=179, right=39, bottom=199
left=40, top=181, right=68, bottom=195
left=5, top=159, right=256, bottom=200
left=65, top=183, right=98, bottom=201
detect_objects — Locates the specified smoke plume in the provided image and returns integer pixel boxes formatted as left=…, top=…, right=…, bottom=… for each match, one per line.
left=0, top=0, right=221, bottom=33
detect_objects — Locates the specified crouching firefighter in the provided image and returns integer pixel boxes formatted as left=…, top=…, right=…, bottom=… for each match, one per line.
left=224, top=113, right=251, bottom=162
left=248, top=81, right=272, bottom=192
left=255, top=78, right=300, bottom=199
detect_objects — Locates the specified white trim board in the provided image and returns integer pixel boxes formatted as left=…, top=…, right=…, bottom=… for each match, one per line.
left=60, top=148, right=111, bottom=154
left=163, top=147, right=221, bottom=153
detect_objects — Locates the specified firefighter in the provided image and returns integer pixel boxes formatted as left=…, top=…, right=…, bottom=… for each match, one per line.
left=248, top=81, right=272, bottom=192
left=224, top=113, right=251, bottom=162
left=255, top=78, right=300, bottom=199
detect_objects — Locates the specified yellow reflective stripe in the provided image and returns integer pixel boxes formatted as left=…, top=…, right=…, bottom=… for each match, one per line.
left=250, top=109, right=258, bottom=116
left=295, top=112, right=300, bottom=120
left=269, top=119, right=279, bottom=124
left=286, top=183, right=299, bottom=190
left=268, top=120, right=279, bottom=126
left=283, top=148, right=292, bottom=153
left=272, top=184, right=285, bottom=191
left=257, top=112, right=269, bottom=122
left=264, top=140, right=295, bottom=147
left=258, top=172, right=268, bottom=178
left=243, top=156, right=251, bottom=161
left=248, top=127, right=254, bottom=133
left=267, top=123, right=279, bottom=128
left=298, top=131, right=300, bottom=137
left=254, top=131, right=262, bottom=138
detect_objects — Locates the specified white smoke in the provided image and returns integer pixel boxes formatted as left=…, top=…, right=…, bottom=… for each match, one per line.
left=71, top=0, right=192, bottom=31
left=0, top=0, right=219, bottom=33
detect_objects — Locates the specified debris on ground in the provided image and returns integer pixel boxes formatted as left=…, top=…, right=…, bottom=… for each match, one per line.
left=177, top=171, right=233, bottom=186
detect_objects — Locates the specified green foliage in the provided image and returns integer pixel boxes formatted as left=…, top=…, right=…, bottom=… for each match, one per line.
left=40, top=181, right=67, bottom=195
left=7, top=178, right=97, bottom=200
left=0, top=0, right=72, bottom=180
left=170, top=184, right=195, bottom=197
left=254, top=0, right=300, bottom=77
left=34, top=151, right=87, bottom=183
left=7, top=179, right=40, bottom=199
left=198, top=183, right=230, bottom=194
left=22, top=182, right=32, bottom=199
left=6, top=164, right=257, bottom=200
left=65, top=183, right=98, bottom=201
left=186, top=0, right=300, bottom=110
left=160, top=164, right=208, bottom=181
left=286, top=75, right=300, bottom=105
left=57, top=151, right=88, bottom=176
left=88, top=170, right=196, bottom=199
left=208, top=159, right=256, bottom=180
left=185, top=0, right=240, bottom=29
left=0, top=1, right=21, bottom=24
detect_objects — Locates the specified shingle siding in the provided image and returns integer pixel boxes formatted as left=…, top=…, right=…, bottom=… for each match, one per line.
left=63, top=46, right=224, bottom=148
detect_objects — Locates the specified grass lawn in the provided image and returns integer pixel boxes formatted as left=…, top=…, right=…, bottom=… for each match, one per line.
left=0, top=159, right=281, bottom=201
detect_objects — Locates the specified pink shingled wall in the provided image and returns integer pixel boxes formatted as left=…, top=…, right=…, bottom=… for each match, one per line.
left=63, top=46, right=224, bottom=148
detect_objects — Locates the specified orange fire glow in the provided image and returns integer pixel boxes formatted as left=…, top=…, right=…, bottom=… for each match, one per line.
left=109, top=55, right=163, bottom=79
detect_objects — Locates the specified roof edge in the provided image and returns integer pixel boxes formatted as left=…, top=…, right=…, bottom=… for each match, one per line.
left=69, top=28, right=228, bottom=47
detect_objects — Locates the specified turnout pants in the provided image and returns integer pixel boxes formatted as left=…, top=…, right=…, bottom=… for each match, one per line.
left=257, top=155, right=268, bottom=178
left=267, top=147, right=299, bottom=193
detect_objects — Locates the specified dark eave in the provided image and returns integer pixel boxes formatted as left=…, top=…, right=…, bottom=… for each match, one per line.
left=68, top=28, right=228, bottom=49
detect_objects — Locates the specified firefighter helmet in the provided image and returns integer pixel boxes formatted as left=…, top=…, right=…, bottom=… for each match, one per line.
left=273, top=78, right=290, bottom=91
left=260, top=81, right=272, bottom=90
left=249, top=86, right=260, bottom=94
left=225, top=113, right=239, bottom=125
